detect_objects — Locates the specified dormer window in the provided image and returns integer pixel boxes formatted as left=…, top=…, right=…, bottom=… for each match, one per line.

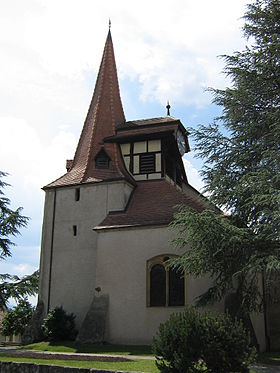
left=95, top=149, right=110, bottom=169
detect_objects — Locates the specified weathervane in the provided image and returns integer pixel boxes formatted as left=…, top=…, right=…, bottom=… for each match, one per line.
left=166, top=100, right=171, bottom=116
left=109, top=18, right=111, bottom=29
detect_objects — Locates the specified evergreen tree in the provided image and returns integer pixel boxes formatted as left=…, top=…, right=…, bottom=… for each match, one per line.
left=171, top=0, right=280, bottom=318
left=0, top=171, right=39, bottom=310
left=1, top=298, right=34, bottom=336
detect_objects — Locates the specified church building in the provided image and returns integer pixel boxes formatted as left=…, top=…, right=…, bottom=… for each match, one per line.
left=38, top=28, right=266, bottom=347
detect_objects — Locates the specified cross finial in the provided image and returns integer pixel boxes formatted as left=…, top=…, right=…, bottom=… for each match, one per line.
left=166, top=100, right=171, bottom=116
left=109, top=18, right=111, bottom=29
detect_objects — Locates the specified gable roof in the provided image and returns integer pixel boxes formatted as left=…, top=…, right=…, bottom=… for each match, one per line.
left=104, top=116, right=190, bottom=154
left=44, top=30, right=133, bottom=189
left=95, top=179, right=206, bottom=230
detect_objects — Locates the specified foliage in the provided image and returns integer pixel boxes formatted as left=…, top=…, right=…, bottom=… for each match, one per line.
left=1, top=298, right=34, bottom=336
left=170, top=0, right=280, bottom=316
left=42, top=306, right=78, bottom=341
left=152, top=307, right=256, bottom=373
left=0, top=171, right=39, bottom=310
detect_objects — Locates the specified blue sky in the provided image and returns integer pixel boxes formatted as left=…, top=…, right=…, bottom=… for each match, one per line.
left=0, top=0, right=250, bottom=304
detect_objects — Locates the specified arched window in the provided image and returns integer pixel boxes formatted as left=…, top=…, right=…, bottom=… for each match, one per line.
left=147, top=255, right=185, bottom=307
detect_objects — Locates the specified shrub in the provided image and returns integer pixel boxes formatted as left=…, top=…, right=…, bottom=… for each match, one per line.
left=42, top=306, right=77, bottom=341
left=152, top=307, right=256, bottom=373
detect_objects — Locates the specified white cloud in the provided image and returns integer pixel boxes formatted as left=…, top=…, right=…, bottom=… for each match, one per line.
left=13, top=263, right=35, bottom=276
left=1, top=244, right=39, bottom=275
left=0, top=117, right=76, bottom=191
left=0, top=0, right=249, bottom=108
left=183, top=157, right=204, bottom=192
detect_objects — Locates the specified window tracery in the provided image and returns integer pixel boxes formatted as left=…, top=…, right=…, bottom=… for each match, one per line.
left=147, top=255, right=185, bottom=307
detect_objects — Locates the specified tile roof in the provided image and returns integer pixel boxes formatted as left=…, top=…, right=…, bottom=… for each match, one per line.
left=116, top=116, right=179, bottom=129
left=95, top=179, right=206, bottom=230
left=104, top=123, right=177, bottom=142
left=45, top=30, right=133, bottom=189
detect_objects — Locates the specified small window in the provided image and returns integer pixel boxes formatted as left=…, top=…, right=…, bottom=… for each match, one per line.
left=73, top=225, right=77, bottom=236
left=95, top=149, right=110, bottom=169
left=75, top=188, right=80, bottom=201
left=140, top=153, right=155, bottom=173
left=147, top=255, right=185, bottom=307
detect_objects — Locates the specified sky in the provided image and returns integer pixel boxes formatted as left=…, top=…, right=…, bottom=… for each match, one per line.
left=0, top=0, right=250, bottom=304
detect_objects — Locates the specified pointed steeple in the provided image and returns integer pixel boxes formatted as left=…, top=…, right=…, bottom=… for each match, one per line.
left=46, top=29, right=131, bottom=188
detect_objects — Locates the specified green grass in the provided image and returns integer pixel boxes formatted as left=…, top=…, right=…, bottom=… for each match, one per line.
left=0, top=356, right=260, bottom=373
left=13, top=343, right=280, bottom=372
left=0, top=355, right=158, bottom=372
left=19, top=341, right=153, bottom=356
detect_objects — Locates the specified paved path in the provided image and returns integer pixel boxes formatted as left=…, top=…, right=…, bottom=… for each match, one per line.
left=251, top=364, right=280, bottom=372
left=1, top=347, right=280, bottom=372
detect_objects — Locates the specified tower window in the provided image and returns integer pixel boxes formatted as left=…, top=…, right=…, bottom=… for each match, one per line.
left=95, top=149, right=110, bottom=169
left=75, top=188, right=80, bottom=201
left=140, top=153, right=155, bottom=173
left=73, top=225, right=77, bottom=236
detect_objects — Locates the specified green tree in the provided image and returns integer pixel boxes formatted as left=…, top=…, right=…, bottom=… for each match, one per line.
left=0, top=171, right=39, bottom=310
left=171, top=0, right=280, bottom=318
left=1, top=298, right=34, bottom=336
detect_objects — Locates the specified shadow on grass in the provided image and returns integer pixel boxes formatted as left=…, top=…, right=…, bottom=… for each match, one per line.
left=20, top=341, right=153, bottom=356
left=74, top=342, right=152, bottom=356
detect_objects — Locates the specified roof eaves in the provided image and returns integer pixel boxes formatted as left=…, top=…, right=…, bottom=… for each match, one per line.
left=116, top=120, right=180, bottom=132
left=94, top=221, right=170, bottom=231
left=43, top=175, right=136, bottom=191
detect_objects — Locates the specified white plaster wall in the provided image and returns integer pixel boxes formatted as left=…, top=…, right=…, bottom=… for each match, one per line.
left=38, top=190, right=55, bottom=305
left=39, top=180, right=133, bottom=327
left=95, top=226, right=223, bottom=344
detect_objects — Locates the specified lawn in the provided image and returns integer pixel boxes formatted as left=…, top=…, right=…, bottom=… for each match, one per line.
left=0, top=355, right=264, bottom=373
left=3, top=342, right=157, bottom=372
left=19, top=341, right=153, bottom=356
left=0, top=355, right=159, bottom=372
left=3, top=342, right=278, bottom=373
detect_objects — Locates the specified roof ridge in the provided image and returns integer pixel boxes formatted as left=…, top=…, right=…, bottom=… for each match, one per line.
left=126, top=116, right=178, bottom=123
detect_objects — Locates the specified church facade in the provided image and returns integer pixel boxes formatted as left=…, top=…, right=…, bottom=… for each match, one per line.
left=38, top=29, right=266, bottom=347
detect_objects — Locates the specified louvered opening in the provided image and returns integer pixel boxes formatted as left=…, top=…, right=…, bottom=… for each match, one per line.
left=140, top=153, right=155, bottom=173
left=95, top=153, right=110, bottom=169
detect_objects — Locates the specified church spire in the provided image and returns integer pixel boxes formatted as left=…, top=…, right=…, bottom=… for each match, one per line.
left=45, top=28, right=130, bottom=188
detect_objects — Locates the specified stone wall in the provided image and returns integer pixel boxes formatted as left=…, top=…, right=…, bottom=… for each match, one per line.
left=0, top=361, right=129, bottom=372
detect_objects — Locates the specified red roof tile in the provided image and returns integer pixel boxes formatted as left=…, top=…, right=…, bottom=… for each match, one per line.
left=104, top=123, right=177, bottom=142
left=95, top=179, right=206, bottom=229
left=45, top=30, right=133, bottom=189
left=116, top=116, right=179, bottom=129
